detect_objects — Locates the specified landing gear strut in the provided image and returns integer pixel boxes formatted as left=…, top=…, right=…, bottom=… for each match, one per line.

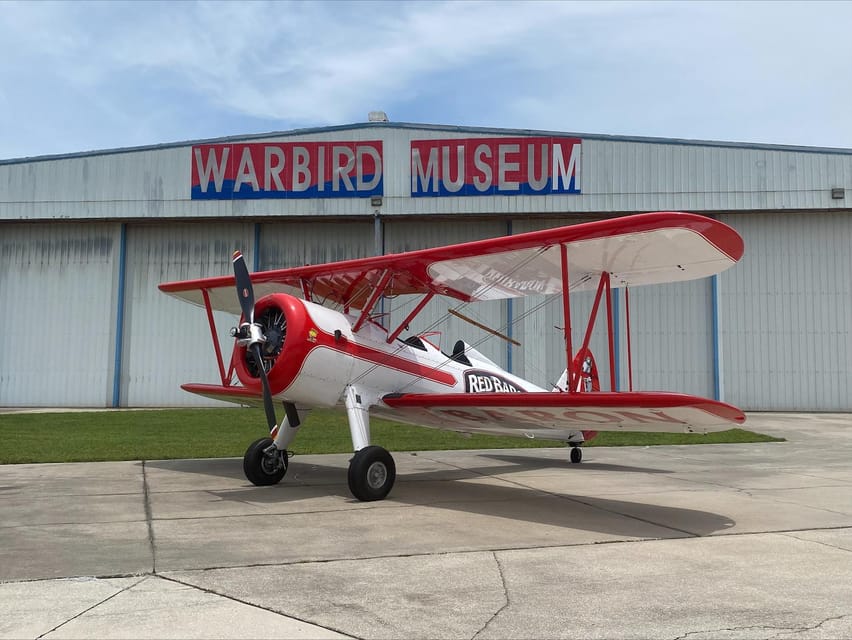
left=348, top=445, right=396, bottom=501
left=243, top=437, right=288, bottom=486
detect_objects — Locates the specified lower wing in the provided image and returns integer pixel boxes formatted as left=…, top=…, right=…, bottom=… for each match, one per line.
left=182, top=383, right=745, bottom=439
left=381, top=391, right=745, bottom=439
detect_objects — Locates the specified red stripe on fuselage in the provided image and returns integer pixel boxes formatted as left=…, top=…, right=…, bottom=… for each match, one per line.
left=319, top=329, right=457, bottom=387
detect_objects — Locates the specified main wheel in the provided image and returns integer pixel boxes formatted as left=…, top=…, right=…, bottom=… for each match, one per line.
left=348, top=446, right=396, bottom=502
left=570, top=446, right=583, bottom=464
left=243, top=437, right=288, bottom=486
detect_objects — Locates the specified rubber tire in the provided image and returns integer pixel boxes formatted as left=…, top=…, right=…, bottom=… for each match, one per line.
left=348, top=446, right=396, bottom=502
left=243, top=437, right=288, bottom=486
left=570, top=446, right=583, bottom=464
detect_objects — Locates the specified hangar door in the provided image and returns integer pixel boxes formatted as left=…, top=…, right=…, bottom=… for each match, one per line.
left=720, top=212, right=851, bottom=411
left=0, top=222, right=120, bottom=406
left=121, top=222, right=255, bottom=406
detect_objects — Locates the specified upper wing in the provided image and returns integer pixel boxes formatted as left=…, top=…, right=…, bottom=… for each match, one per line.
left=380, top=391, right=745, bottom=437
left=159, top=211, right=744, bottom=313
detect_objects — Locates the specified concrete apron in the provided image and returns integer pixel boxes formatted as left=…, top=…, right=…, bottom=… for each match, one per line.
left=1, top=413, right=851, bottom=639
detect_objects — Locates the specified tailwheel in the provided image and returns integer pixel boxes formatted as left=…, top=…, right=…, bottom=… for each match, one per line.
left=570, top=446, right=583, bottom=464
left=243, top=437, right=288, bottom=486
left=348, top=445, right=396, bottom=502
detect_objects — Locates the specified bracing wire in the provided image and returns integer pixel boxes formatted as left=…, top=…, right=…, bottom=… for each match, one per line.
left=345, top=245, right=566, bottom=390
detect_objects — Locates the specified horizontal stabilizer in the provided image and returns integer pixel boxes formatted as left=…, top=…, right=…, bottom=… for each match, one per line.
left=180, top=383, right=265, bottom=409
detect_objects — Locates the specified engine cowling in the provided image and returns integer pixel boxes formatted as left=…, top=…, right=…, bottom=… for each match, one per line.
left=233, top=293, right=356, bottom=406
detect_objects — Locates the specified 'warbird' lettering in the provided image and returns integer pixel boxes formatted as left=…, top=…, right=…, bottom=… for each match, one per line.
left=191, top=141, right=383, bottom=200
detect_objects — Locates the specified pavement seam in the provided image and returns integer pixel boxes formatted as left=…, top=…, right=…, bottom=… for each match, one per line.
left=779, top=531, right=852, bottom=555
left=35, top=575, right=149, bottom=639
left=142, top=461, right=157, bottom=574
left=139, top=502, right=414, bottom=522
left=139, top=525, right=849, bottom=578
left=4, top=525, right=850, bottom=587
left=671, top=473, right=852, bottom=515
left=471, top=551, right=510, bottom=640
left=157, top=574, right=355, bottom=639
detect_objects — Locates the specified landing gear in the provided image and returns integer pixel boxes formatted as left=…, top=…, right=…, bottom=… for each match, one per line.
left=348, top=445, right=396, bottom=502
left=570, top=445, right=583, bottom=464
left=243, top=437, right=288, bottom=486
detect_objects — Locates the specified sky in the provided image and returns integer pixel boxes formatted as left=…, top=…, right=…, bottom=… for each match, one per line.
left=1, top=0, right=851, bottom=160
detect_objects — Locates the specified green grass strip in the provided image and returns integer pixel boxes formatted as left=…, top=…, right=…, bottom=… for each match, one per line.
left=0, top=407, right=782, bottom=464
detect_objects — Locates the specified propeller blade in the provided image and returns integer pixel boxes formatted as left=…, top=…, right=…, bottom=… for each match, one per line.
left=232, top=250, right=255, bottom=324
left=232, top=251, right=276, bottom=432
left=252, top=343, right=278, bottom=432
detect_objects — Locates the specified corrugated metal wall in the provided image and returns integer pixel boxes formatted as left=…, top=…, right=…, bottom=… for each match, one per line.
left=1, top=123, right=850, bottom=411
left=719, top=212, right=852, bottom=410
left=3, top=125, right=850, bottom=220
left=260, top=220, right=375, bottom=269
left=1, top=212, right=848, bottom=410
left=0, top=222, right=119, bottom=406
left=619, top=279, right=714, bottom=397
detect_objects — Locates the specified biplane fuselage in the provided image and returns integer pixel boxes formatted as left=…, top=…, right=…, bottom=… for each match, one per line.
left=232, top=292, right=544, bottom=407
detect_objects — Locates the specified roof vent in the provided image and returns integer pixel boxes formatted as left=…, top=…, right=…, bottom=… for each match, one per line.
left=368, top=111, right=389, bottom=122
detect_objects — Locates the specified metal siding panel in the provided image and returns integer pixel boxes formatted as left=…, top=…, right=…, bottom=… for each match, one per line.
left=122, top=222, right=255, bottom=406
left=259, top=220, right=375, bottom=268
left=383, top=220, right=509, bottom=368
left=4, top=129, right=852, bottom=220
left=624, top=279, right=714, bottom=397
left=719, top=212, right=852, bottom=410
left=0, top=222, right=118, bottom=406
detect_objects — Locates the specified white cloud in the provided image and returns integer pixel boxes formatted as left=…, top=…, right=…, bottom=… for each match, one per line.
left=1, top=0, right=851, bottom=158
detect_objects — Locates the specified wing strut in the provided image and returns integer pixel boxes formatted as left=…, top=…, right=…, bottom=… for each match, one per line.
left=387, top=292, right=434, bottom=344
left=625, top=286, right=634, bottom=391
left=353, top=269, right=392, bottom=332
left=202, top=288, right=229, bottom=386
left=559, top=244, right=575, bottom=392
left=605, top=272, right=616, bottom=392
left=570, top=271, right=618, bottom=392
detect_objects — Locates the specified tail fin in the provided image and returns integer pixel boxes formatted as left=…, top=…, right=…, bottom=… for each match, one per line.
left=552, top=350, right=601, bottom=443
left=551, top=350, right=600, bottom=393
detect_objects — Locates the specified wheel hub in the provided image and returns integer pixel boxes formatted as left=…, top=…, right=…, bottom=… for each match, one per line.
left=366, top=461, right=388, bottom=489
left=261, top=449, right=284, bottom=475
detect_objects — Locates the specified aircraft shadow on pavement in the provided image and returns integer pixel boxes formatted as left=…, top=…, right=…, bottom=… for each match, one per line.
left=472, top=452, right=671, bottom=474
left=142, top=453, right=735, bottom=538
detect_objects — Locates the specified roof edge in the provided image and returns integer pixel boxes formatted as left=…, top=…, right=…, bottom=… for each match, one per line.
left=2, top=121, right=852, bottom=165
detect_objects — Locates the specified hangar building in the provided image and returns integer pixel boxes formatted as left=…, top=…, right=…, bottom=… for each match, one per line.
left=1, top=121, right=850, bottom=411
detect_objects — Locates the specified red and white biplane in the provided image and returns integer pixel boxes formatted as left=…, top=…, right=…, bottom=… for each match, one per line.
left=159, top=211, right=745, bottom=501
